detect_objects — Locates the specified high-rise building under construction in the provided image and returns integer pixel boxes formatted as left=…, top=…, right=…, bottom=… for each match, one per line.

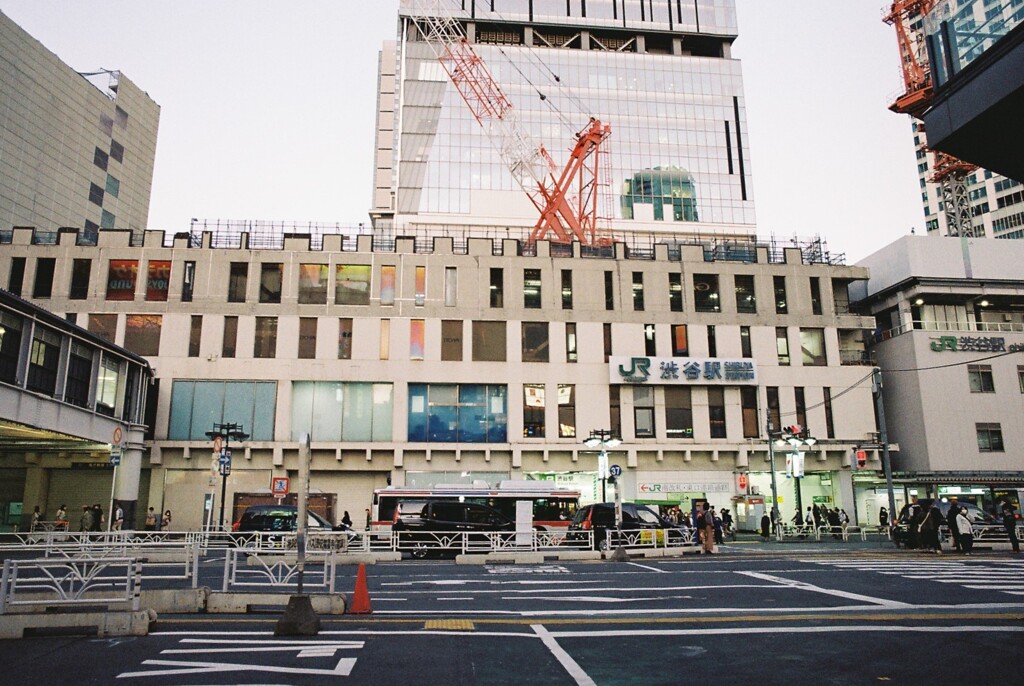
left=371, top=0, right=755, bottom=240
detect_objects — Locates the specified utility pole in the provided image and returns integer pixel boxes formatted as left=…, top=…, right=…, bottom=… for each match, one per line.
left=873, top=367, right=898, bottom=528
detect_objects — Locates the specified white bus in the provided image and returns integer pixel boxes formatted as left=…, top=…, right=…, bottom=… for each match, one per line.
left=372, top=481, right=581, bottom=533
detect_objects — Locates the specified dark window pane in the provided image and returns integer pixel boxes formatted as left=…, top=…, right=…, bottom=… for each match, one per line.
left=94, top=147, right=109, bottom=170
left=88, top=183, right=104, bottom=206
left=32, top=257, right=55, bottom=298
left=110, top=140, right=124, bottom=162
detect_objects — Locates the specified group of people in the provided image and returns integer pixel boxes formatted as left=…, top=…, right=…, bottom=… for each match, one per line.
left=789, top=504, right=850, bottom=536
left=693, top=502, right=733, bottom=553
left=899, top=498, right=1019, bottom=554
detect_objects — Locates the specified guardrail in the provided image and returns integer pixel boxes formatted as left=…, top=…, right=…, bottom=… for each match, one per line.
left=221, top=548, right=338, bottom=593
left=605, top=527, right=698, bottom=550
left=392, top=529, right=595, bottom=557
left=775, top=525, right=892, bottom=542
left=0, top=557, right=142, bottom=614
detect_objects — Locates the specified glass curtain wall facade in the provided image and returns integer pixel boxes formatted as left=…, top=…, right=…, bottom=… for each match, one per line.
left=385, top=0, right=753, bottom=232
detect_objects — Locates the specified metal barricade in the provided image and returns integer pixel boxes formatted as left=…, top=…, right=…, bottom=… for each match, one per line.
left=221, top=548, right=337, bottom=593
left=0, top=557, right=141, bottom=614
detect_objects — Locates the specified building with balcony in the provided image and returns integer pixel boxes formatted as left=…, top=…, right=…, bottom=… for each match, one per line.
left=853, top=235, right=1024, bottom=516
left=1, top=225, right=880, bottom=530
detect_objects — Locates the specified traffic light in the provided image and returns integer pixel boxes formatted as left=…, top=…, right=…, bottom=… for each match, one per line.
left=855, top=449, right=867, bottom=469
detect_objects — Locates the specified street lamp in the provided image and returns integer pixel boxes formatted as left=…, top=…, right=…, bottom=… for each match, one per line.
left=583, top=429, right=621, bottom=503
left=783, top=426, right=816, bottom=516
left=766, top=422, right=815, bottom=532
left=205, top=422, right=249, bottom=530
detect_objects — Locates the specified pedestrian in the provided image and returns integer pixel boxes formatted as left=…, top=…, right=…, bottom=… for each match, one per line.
left=806, top=506, right=816, bottom=533
left=54, top=504, right=67, bottom=528
left=905, top=500, right=923, bottom=549
left=31, top=505, right=42, bottom=529
left=839, top=508, right=850, bottom=531
left=955, top=506, right=973, bottom=555
left=79, top=505, right=94, bottom=532
left=945, top=501, right=962, bottom=552
left=144, top=507, right=158, bottom=531
left=827, top=508, right=841, bottom=539
left=701, top=501, right=715, bottom=554
left=160, top=510, right=172, bottom=531
left=112, top=503, right=124, bottom=531
left=91, top=504, right=104, bottom=532
left=760, top=511, right=771, bottom=541
left=364, top=507, right=371, bottom=531
left=721, top=508, right=734, bottom=541
left=879, top=506, right=889, bottom=529
left=341, top=510, right=353, bottom=530
left=812, top=503, right=821, bottom=528
left=919, top=501, right=943, bottom=554
left=1000, top=500, right=1020, bottom=553
left=712, top=506, right=724, bottom=545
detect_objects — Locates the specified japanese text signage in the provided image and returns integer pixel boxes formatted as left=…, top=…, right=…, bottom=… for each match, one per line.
left=930, top=335, right=1023, bottom=353
left=610, top=356, right=757, bottom=385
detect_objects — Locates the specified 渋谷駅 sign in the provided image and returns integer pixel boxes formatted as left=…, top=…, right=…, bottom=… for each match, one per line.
left=610, top=356, right=757, bottom=385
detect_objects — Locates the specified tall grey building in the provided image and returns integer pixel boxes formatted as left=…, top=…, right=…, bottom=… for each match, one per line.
left=0, top=11, right=160, bottom=237
left=372, top=0, right=755, bottom=238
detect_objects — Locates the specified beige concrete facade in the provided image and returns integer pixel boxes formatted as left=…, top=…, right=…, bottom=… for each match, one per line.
left=0, top=226, right=881, bottom=529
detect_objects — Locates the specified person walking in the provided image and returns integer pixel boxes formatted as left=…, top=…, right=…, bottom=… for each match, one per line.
left=111, top=503, right=124, bottom=531
left=144, top=507, right=158, bottom=531
left=54, top=504, right=67, bottom=529
left=721, top=508, right=735, bottom=541
left=341, top=510, right=353, bottom=530
left=920, top=502, right=943, bottom=554
left=91, top=504, right=104, bottom=532
left=79, top=505, right=94, bottom=532
left=1000, top=501, right=1020, bottom=553
left=701, top=502, right=715, bottom=554
left=760, top=511, right=772, bottom=541
left=945, top=501, right=962, bottom=553
left=31, top=505, right=42, bottom=529
left=955, top=506, right=973, bottom=555
left=160, top=510, right=172, bottom=531
left=879, top=506, right=889, bottom=529
left=712, top=506, right=724, bottom=545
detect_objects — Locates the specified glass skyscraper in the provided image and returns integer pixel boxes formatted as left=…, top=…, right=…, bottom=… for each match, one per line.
left=372, top=0, right=754, bottom=237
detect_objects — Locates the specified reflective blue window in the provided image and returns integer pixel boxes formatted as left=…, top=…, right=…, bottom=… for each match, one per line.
left=407, top=383, right=508, bottom=443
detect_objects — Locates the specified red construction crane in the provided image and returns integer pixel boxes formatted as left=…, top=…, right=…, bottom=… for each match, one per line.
left=405, top=1, right=612, bottom=246
left=883, top=0, right=978, bottom=236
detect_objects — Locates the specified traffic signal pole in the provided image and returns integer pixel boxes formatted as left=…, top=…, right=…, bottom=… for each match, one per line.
left=873, top=368, right=898, bottom=528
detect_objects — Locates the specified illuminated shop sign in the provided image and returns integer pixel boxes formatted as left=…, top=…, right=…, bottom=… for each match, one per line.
left=639, top=482, right=732, bottom=494
left=929, top=335, right=1024, bottom=353
left=610, top=356, right=757, bottom=385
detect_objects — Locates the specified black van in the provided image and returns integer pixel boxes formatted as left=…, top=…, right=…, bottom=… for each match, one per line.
left=566, top=502, right=689, bottom=551
left=232, top=505, right=340, bottom=533
left=391, top=500, right=514, bottom=557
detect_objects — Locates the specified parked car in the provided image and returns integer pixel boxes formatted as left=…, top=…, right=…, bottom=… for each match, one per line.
left=566, top=502, right=690, bottom=551
left=893, top=498, right=995, bottom=547
left=391, top=500, right=514, bottom=558
left=232, top=505, right=341, bottom=533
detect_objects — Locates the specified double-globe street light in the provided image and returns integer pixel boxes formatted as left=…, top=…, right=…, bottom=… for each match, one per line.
left=205, top=422, right=249, bottom=530
left=766, top=422, right=816, bottom=530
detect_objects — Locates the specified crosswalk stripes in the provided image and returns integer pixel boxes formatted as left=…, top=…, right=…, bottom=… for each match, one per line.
left=803, top=557, right=1024, bottom=597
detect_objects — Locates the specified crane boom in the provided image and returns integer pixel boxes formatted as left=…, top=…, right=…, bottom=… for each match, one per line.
left=883, top=0, right=978, bottom=237
left=405, top=0, right=611, bottom=245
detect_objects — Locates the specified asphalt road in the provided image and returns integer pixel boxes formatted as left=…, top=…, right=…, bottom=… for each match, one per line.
left=3, top=543, right=1023, bottom=684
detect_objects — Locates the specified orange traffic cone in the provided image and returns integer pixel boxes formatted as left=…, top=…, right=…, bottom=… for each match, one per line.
left=348, top=562, right=372, bottom=614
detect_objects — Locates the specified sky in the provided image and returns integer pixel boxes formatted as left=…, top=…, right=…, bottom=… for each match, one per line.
left=0, top=1, right=924, bottom=262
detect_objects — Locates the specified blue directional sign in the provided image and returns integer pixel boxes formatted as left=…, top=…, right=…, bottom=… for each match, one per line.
left=218, top=448, right=231, bottom=465
left=609, top=464, right=622, bottom=477
left=109, top=453, right=121, bottom=467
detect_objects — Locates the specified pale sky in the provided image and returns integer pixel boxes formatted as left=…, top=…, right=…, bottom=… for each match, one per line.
left=0, top=1, right=923, bottom=262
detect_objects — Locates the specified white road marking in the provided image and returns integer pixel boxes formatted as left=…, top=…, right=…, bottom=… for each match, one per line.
left=532, top=624, right=596, bottom=686
left=626, top=562, right=668, bottom=573
left=544, top=625, right=1024, bottom=638
left=118, top=657, right=357, bottom=679
left=737, top=571, right=913, bottom=608
left=507, top=594, right=694, bottom=603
